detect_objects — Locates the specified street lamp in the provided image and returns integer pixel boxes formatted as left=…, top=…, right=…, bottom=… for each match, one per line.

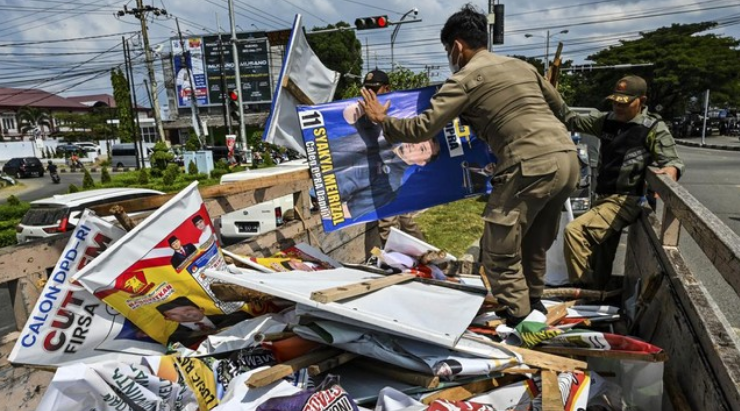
left=525, top=29, right=568, bottom=75
left=391, top=7, right=418, bottom=70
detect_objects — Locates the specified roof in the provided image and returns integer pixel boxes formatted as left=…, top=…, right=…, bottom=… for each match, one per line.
left=0, top=87, right=89, bottom=110
left=31, top=187, right=164, bottom=207
left=66, top=94, right=117, bottom=108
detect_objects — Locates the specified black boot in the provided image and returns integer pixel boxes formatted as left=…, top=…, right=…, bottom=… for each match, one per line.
left=499, top=309, right=527, bottom=327
left=530, top=298, right=548, bottom=315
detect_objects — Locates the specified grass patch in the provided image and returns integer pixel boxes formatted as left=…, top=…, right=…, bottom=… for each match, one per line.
left=415, top=195, right=488, bottom=257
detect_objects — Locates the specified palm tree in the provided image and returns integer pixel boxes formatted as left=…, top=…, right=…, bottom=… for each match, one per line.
left=16, top=106, right=52, bottom=140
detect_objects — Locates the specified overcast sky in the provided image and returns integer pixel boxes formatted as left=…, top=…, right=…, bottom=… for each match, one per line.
left=1, top=0, right=738, bottom=109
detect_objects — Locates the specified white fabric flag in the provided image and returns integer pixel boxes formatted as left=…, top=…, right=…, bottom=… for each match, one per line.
left=262, top=14, right=340, bottom=154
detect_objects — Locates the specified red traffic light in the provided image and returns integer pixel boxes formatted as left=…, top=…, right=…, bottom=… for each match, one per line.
left=355, top=15, right=389, bottom=30
left=228, top=90, right=238, bottom=101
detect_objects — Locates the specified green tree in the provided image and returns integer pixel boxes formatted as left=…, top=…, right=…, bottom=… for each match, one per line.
left=162, top=163, right=180, bottom=186
left=6, top=195, right=20, bottom=206
left=568, top=22, right=740, bottom=117
left=342, top=66, right=430, bottom=98
left=150, top=141, right=173, bottom=177
left=82, top=169, right=95, bottom=189
left=188, top=160, right=199, bottom=175
left=111, top=68, right=135, bottom=143
left=68, top=184, right=80, bottom=193
left=16, top=106, right=52, bottom=138
left=100, top=166, right=111, bottom=184
left=308, top=22, right=363, bottom=99
left=185, top=132, right=201, bottom=151
left=137, top=168, right=149, bottom=185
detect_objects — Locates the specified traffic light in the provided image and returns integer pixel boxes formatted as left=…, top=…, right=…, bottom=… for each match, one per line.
left=228, top=89, right=241, bottom=127
left=355, top=15, right=389, bottom=30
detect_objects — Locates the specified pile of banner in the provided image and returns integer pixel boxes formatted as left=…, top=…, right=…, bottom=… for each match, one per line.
left=10, top=181, right=666, bottom=411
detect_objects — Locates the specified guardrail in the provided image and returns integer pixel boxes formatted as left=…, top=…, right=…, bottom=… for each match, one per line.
left=625, top=169, right=740, bottom=410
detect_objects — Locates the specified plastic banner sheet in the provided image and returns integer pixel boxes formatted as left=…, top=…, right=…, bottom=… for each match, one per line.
left=73, top=183, right=272, bottom=348
left=9, top=210, right=165, bottom=367
left=297, top=86, right=495, bottom=232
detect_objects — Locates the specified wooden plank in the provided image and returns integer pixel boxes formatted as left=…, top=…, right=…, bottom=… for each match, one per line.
left=355, top=358, right=440, bottom=389
left=646, top=170, right=740, bottom=296
left=204, top=181, right=310, bottom=220
left=545, top=302, right=570, bottom=325
left=660, top=206, right=680, bottom=247
left=310, top=273, right=416, bottom=303
left=420, top=376, right=522, bottom=405
left=245, top=348, right=340, bottom=387
left=0, top=234, right=70, bottom=284
left=282, top=77, right=315, bottom=105
left=461, top=335, right=586, bottom=372
left=540, top=370, right=563, bottom=411
left=307, top=352, right=359, bottom=376
left=8, top=273, right=44, bottom=333
left=536, top=347, right=668, bottom=362
left=89, top=168, right=311, bottom=215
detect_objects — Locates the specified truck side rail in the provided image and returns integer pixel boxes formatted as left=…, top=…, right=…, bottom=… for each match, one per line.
left=626, top=170, right=740, bottom=410
left=0, top=172, right=379, bottom=409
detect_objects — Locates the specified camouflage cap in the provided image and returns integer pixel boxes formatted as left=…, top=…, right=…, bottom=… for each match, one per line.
left=606, top=75, right=647, bottom=103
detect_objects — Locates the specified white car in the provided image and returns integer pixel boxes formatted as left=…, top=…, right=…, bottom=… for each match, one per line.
left=73, top=142, right=101, bottom=153
left=16, top=188, right=164, bottom=243
left=218, top=160, right=308, bottom=243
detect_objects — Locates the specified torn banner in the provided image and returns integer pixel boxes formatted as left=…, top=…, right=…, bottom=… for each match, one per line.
left=298, top=86, right=495, bottom=232
left=9, top=210, right=164, bottom=367
left=73, top=182, right=274, bottom=348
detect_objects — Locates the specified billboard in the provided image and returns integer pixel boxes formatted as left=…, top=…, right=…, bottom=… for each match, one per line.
left=172, top=32, right=272, bottom=109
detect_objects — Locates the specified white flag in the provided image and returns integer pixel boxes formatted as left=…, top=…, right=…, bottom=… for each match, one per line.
left=262, top=14, right=340, bottom=154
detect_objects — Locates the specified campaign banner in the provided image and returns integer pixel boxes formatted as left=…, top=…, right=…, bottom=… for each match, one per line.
left=172, top=37, right=209, bottom=108
left=297, top=86, right=495, bottom=232
left=73, top=182, right=274, bottom=348
left=9, top=210, right=165, bottom=367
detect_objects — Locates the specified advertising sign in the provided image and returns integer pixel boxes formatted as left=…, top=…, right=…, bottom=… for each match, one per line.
left=172, top=37, right=209, bottom=108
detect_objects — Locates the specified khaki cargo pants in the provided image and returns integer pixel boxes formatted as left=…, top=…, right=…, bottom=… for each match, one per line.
left=378, top=213, right=426, bottom=243
left=563, top=194, right=643, bottom=288
left=481, top=151, right=579, bottom=318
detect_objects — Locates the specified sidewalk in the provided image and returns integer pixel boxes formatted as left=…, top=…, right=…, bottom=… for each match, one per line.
left=675, top=134, right=740, bottom=151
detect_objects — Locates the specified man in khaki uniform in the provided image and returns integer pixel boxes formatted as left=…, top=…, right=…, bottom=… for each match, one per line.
left=360, top=5, right=578, bottom=325
left=362, top=69, right=427, bottom=243
left=559, top=75, right=684, bottom=288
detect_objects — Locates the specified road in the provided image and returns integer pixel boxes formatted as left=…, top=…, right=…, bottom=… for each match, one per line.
left=672, top=145, right=740, bottom=327
left=0, top=171, right=103, bottom=204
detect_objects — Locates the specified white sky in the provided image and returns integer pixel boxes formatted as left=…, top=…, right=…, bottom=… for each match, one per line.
left=1, top=0, right=738, bottom=108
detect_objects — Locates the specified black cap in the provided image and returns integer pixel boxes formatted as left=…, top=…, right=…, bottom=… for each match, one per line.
left=363, top=70, right=389, bottom=87
left=606, top=75, right=647, bottom=104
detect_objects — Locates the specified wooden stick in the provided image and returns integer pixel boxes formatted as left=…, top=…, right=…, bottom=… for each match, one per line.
left=211, top=283, right=274, bottom=303
left=307, top=352, right=359, bottom=376
left=355, top=358, right=440, bottom=389
left=109, top=205, right=135, bottom=231
left=461, top=335, right=586, bottom=372
left=283, top=77, right=315, bottom=105
left=245, top=348, right=340, bottom=387
left=541, top=370, right=564, bottom=411
left=310, top=273, right=416, bottom=303
left=546, top=303, right=570, bottom=325
left=420, top=375, right=522, bottom=405
left=500, top=367, right=538, bottom=375
left=537, top=346, right=669, bottom=363
left=542, top=288, right=620, bottom=301
left=254, top=332, right=296, bottom=343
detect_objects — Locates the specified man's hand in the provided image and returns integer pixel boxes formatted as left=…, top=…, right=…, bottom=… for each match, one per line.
left=655, top=166, right=679, bottom=181
left=359, top=88, right=390, bottom=124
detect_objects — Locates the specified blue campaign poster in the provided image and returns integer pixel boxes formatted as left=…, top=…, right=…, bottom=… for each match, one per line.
left=297, top=86, right=496, bottom=232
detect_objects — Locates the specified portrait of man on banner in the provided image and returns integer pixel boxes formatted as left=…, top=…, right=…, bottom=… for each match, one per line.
left=298, top=86, right=495, bottom=232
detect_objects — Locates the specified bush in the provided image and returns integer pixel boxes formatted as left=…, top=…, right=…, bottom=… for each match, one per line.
left=137, top=168, right=149, bottom=185
left=68, top=184, right=80, bottom=193
left=82, top=169, right=95, bottom=189
left=188, top=160, right=199, bottom=175
left=6, top=195, right=20, bottom=206
left=100, top=167, right=111, bottom=184
left=99, top=159, right=111, bottom=167
left=162, top=163, right=180, bottom=186
left=214, top=158, right=229, bottom=170
left=185, top=133, right=201, bottom=151
left=210, top=168, right=228, bottom=181
left=0, top=230, right=16, bottom=248
left=150, top=141, right=173, bottom=175
left=0, top=202, right=30, bottom=221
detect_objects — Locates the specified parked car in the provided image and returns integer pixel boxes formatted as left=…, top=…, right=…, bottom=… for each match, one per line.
left=73, top=142, right=101, bottom=153
left=217, top=160, right=308, bottom=244
left=2, top=157, right=44, bottom=179
left=55, top=144, right=84, bottom=154
left=16, top=188, right=164, bottom=243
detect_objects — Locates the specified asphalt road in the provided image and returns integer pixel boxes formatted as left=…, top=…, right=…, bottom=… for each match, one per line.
left=672, top=145, right=740, bottom=327
left=0, top=171, right=102, bottom=204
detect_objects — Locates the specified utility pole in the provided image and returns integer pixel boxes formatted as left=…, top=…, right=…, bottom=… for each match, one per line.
left=122, top=37, right=143, bottom=169
left=217, top=14, right=231, bottom=135
left=117, top=1, right=167, bottom=143
left=228, top=0, right=248, bottom=161
left=175, top=18, right=203, bottom=145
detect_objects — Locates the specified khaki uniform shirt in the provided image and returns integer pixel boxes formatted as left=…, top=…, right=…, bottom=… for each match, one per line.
left=381, top=51, right=575, bottom=171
